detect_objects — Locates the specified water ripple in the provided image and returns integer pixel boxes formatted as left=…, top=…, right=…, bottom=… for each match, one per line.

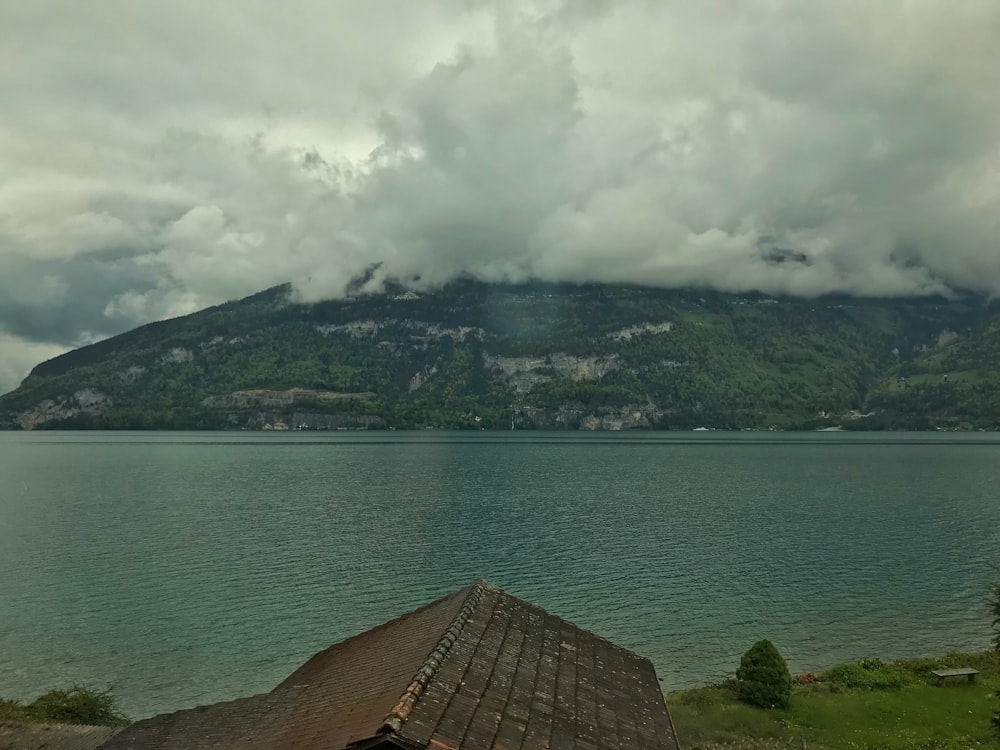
left=1, top=431, right=999, bottom=718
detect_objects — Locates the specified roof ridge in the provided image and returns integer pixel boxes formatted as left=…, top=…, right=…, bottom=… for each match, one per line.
left=379, top=579, right=493, bottom=735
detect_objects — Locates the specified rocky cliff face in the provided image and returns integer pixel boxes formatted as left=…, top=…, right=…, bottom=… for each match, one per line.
left=8, top=389, right=112, bottom=430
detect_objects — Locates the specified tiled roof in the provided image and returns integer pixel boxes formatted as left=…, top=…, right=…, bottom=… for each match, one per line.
left=0, top=720, right=121, bottom=750
left=101, top=580, right=679, bottom=749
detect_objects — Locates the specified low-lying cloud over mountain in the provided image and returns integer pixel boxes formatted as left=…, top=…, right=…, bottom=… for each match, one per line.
left=1, top=1, right=998, bottom=392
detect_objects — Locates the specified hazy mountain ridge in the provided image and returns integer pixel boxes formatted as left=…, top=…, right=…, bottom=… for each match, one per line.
left=2, top=281, right=998, bottom=430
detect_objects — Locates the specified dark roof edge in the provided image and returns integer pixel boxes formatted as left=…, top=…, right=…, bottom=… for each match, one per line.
left=379, top=579, right=493, bottom=735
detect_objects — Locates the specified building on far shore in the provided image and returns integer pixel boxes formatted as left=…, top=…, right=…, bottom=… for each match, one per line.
left=13, top=580, right=681, bottom=749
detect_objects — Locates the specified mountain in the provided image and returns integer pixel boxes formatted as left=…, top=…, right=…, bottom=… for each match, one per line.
left=2, top=280, right=999, bottom=431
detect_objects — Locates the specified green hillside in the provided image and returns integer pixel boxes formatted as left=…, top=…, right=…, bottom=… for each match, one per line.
left=2, top=280, right=997, bottom=430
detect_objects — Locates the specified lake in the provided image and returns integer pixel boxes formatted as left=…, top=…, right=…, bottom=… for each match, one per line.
left=1, top=430, right=998, bottom=719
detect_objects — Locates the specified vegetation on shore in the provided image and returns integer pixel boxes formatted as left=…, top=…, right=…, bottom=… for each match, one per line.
left=991, top=582, right=1000, bottom=653
left=0, top=685, right=128, bottom=727
left=668, top=650, right=1000, bottom=749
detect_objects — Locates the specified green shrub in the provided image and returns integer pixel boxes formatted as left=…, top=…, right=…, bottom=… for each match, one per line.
left=857, top=657, right=886, bottom=671
left=736, top=640, right=792, bottom=709
left=27, top=686, right=128, bottom=726
left=892, top=650, right=1000, bottom=684
left=937, top=650, right=1000, bottom=671
left=821, top=662, right=905, bottom=690
left=706, top=676, right=740, bottom=695
left=672, top=685, right=733, bottom=709
left=892, top=656, right=942, bottom=676
left=991, top=581, right=1000, bottom=652
left=0, top=698, right=31, bottom=722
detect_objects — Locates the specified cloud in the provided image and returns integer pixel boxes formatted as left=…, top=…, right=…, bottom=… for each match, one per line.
left=1, top=0, right=999, bottom=391
left=0, top=333, right=70, bottom=395
left=298, top=1, right=1000, bottom=299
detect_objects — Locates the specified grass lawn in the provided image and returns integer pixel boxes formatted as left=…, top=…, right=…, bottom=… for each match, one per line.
left=667, top=651, right=1000, bottom=749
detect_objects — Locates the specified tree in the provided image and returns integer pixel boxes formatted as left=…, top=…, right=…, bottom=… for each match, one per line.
left=736, top=639, right=792, bottom=709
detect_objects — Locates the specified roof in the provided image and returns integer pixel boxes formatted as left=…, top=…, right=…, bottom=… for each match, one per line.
left=0, top=720, right=121, bottom=750
left=101, top=580, right=679, bottom=750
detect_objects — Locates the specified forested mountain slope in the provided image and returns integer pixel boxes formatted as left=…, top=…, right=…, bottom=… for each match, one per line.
left=2, top=281, right=996, bottom=430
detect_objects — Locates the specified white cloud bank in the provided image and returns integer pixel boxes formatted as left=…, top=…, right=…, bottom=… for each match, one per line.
left=1, top=0, right=999, bottom=392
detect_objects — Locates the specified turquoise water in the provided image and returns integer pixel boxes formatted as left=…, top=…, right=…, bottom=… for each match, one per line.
left=1, top=431, right=998, bottom=719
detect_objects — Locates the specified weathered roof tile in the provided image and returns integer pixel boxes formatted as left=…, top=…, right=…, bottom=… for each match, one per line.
left=0, top=721, right=121, bottom=750
left=99, top=580, right=679, bottom=749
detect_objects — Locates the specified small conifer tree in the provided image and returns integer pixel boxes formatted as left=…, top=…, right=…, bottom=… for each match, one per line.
left=736, top=639, right=792, bottom=709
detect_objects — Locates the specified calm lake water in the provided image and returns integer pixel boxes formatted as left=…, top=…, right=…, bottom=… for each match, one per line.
left=1, top=430, right=998, bottom=719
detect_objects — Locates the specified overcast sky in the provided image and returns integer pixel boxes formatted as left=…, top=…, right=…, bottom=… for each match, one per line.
left=2, top=1, right=999, bottom=393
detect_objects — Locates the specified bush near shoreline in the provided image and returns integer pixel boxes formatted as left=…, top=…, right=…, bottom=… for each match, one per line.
left=668, top=650, right=1000, bottom=749
left=0, top=685, right=128, bottom=727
